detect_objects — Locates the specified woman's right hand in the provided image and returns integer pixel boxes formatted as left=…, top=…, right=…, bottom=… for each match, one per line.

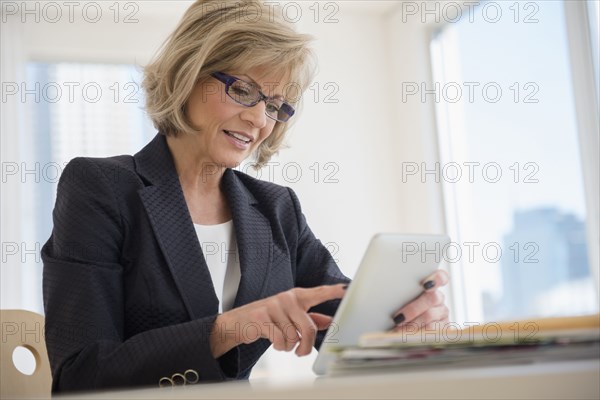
left=210, top=284, right=347, bottom=358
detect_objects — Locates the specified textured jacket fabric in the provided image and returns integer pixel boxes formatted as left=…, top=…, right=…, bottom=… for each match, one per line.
left=42, top=133, right=350, bottom=393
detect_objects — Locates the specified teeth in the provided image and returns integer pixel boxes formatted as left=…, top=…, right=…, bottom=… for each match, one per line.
left=226, top=130, right=250, bottom=143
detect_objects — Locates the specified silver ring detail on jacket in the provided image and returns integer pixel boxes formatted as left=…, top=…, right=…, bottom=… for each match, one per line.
left=158, top=376, right=174, bottom=387
left=184, top=369, right=199, bottom=384
left=159, top=369, right=200, bottom=387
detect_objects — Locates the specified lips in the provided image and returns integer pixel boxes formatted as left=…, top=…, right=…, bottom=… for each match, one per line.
left=224, top=130, right=253, bottom=144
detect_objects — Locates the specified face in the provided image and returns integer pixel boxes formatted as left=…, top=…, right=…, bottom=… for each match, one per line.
left=184, top=66, right=289, bottom=168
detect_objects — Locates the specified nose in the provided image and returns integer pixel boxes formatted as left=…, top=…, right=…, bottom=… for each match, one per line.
left=240, top=100, right=268, bottom=129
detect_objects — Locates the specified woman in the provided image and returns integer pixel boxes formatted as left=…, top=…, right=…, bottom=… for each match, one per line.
left=42, top=0, right=449, bottom=393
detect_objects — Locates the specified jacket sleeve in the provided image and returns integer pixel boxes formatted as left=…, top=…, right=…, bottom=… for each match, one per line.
left=42, top=157, right=229, bottom=393
left=286, top=188, right=351, bottom=350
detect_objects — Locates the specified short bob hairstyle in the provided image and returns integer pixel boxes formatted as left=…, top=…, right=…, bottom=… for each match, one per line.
left=142, top=0, right=316, bottom=167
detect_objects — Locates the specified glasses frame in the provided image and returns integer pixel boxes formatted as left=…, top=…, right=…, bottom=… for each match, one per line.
left=210, top=71, right=295, bottom=123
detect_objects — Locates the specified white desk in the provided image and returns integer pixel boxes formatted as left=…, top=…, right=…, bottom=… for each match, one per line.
left=61, top=359, right=600, bottom=400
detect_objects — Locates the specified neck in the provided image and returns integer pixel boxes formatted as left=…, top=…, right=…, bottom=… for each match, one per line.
left=166, top=134, right=226, bottom=194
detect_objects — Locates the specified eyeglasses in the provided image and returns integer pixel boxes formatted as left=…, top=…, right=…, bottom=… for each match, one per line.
left=211, top=72, right=295, bottom=123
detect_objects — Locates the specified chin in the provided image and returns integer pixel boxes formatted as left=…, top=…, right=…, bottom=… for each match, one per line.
left=225, top=149, right=258, bottom=167
left=218, top=155, right=249, bottom=169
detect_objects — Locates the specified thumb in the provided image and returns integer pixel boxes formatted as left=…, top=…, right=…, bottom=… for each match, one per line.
left=308, top=313, right=333, bottom=331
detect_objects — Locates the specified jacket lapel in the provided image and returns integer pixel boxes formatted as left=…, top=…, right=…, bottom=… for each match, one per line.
left=133, top=134, right=274, bottom=318
left=220, top=169, right=273, bottom=308
left=133, top=134, right=219, bottom=319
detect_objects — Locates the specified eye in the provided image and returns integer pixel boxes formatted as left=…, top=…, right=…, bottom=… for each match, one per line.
left=230, top=84, right=252, bottom=98
left=265, top=102, right=280, bottom=113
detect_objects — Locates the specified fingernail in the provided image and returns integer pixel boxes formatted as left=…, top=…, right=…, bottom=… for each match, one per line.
left=423, top=280, right=435, bottom=290
left=393, top=313, right=405, bottom=325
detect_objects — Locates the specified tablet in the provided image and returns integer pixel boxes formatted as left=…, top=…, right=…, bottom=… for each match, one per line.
left=313, top=233, right=450, bottom=375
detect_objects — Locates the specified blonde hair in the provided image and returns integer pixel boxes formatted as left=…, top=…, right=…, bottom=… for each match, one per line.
left=142, top=0, right=316, bottom=167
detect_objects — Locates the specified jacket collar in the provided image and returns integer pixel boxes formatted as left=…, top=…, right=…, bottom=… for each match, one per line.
left=133, top=133, right=181, bottom=186
left=133, top=134, right=272, bottom=318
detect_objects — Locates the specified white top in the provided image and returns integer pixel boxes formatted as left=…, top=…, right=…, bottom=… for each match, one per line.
left=193, top=220, right=241, bottom=313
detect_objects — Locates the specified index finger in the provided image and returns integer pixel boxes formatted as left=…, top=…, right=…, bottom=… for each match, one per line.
left=293, top=284, right=347, bottom=310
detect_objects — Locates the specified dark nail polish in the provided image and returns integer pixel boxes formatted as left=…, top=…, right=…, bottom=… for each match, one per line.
left=393, top=313, right=405, bottom=325
left=423, top=280, right=435, bottom=290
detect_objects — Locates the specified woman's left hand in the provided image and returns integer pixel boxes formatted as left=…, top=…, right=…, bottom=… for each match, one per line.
left=392, top=269, right=450, bottom=331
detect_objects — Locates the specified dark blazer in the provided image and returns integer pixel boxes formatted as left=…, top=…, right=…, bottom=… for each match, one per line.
left=42, top=134, right=350, bottom=393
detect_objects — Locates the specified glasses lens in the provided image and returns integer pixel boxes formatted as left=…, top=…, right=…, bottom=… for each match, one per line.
left=224, top=75, right=295, bottom=122
left=264, top=100, right=295, bottom=122
left=264, top=99, right=283, bottom=121
left=276, top=102, right=295, bottom=122
left=228, top=80, right=259, bottom=105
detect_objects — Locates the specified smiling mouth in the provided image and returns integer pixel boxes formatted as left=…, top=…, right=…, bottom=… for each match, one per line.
left=224, top=130, right=252, bottom=144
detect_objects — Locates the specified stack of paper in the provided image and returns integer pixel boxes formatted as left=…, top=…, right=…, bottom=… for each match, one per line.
left=328, top=315, right=600, bottom=374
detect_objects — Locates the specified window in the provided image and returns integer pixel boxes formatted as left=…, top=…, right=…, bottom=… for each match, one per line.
left=27, top=62, right=154, bottom=164
left=431, top=0, right=599, bottom=323
left=588, top=0, right=599, bottom=106
left=15, top=62, right=155, bottom=312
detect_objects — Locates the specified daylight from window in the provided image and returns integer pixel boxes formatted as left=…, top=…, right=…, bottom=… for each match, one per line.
left=431, top=0, right=598, bottom=323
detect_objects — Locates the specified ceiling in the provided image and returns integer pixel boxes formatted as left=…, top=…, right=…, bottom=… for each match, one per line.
left=135, top=1, right=401, bottom=21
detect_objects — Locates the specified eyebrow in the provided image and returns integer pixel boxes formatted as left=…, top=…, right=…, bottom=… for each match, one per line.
left=239, top=74, right=285, bottom=101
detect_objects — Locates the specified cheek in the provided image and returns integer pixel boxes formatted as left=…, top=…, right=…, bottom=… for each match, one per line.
left=204, top=97, right=236, bottom=122
left=187, top=91, right=233, bottom=127
left=256, top=124, right=277, bottom=145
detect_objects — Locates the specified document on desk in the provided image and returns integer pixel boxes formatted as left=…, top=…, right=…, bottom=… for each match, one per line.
left=328, top=315, right=600, bottom=374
